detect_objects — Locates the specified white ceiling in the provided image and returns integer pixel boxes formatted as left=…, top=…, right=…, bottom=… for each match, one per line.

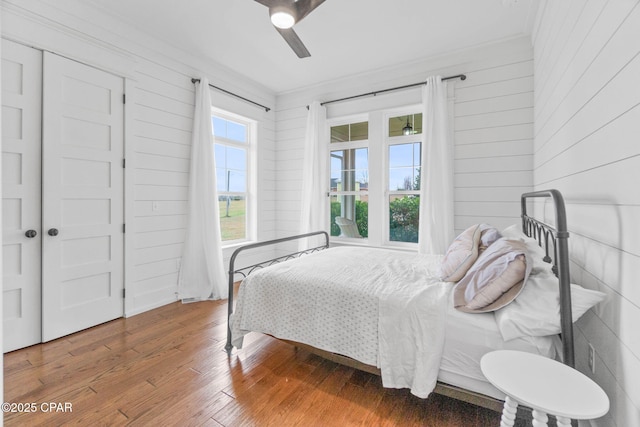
left=85, top=0, right=538, bottom=93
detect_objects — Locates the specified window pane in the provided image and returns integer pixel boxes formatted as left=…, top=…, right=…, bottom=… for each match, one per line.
left=330, top=148, right=368, bottom=191
left=389, top=143, right=421, bottom=190
left=216, top=169, right=227, bottom=192
left=389, top=168, right=417, bottom=190
left=350, top=121, right=368, bottom=141
left=214, top=144, right=225, bottom=169
left=388, top=113, right=423, bottom=137
left=212, top=116, right=247, bottom=143
left=227, top=170, right=246, bottom=192
left=212, top=117, right=226, bottom=137
left=331, top=124, right=349, bottom=143
left=219, top=196, right=246, bottom=241
left=215, top=145, right=247, bottom=192
left=226, top=146, right=246, bottom=171
left=330, top=121, right=369, bottom=143
left=330, top=195, right=368, bottom=238
left=389, top=195, right=420, bottom=243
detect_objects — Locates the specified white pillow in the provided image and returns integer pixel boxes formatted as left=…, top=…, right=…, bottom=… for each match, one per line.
left=494, top=272, right=607, bottom=341
left=501, top=224, right=554, bottom=275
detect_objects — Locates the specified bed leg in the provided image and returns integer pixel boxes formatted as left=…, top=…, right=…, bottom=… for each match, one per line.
left=225, top=324, right=233, bottom=356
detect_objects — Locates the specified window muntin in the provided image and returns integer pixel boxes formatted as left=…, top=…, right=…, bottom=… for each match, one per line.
left=329, top=121, right=369, bottom=238
left=212, top=114, right=250, bottom=243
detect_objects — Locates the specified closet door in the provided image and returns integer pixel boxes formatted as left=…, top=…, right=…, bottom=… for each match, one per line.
left=2, top=40, right=43, bottom=352
left=41, top=52, right=124, bottom=341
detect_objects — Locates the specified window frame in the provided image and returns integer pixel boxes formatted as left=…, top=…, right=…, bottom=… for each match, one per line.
left=383, top=107, right=423, bottom=248
left=327, top=114, right=370, bottom=242
left=211, top=107, right=256, bottom=247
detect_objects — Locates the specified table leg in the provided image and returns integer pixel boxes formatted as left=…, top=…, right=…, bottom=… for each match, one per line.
left=532, top=409, right=548, bottom=427
left=500, top=395, right=519, bottom=427
left=556, top=416, right=572, bottom=427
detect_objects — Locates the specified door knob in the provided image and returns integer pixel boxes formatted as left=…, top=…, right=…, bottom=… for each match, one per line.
left=48, top=228, right=59, bottom=237
left=25, top=229, right=38, bottom=238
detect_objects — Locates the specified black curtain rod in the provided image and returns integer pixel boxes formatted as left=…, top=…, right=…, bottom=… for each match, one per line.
left=191, top=78, right=271, bottom=112
left=315, top=74, right=466, bottom=108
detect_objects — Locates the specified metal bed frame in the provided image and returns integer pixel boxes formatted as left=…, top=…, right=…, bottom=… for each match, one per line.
left=224, top=189, right=574, bottom=409
left=521, top=189, right=574, bottom=367
left=225, top=231, right=330, bottom=354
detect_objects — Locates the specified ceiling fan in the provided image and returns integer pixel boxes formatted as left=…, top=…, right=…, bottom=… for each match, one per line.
left=254, top=0, right=326, bottom=58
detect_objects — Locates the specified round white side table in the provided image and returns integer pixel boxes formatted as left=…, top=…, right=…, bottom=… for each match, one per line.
left=480, top=350, right=609, bottom=427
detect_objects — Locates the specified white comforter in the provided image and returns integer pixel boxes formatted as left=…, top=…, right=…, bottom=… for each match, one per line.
left=230, top=246, right=449, bottom=398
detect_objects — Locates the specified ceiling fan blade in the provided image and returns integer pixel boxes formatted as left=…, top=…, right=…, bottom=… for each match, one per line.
left=276, top=27, right=311, bottom=58
left=254, top=0, right=275, bottom=7
left=295, top=0, right=326, bottom=22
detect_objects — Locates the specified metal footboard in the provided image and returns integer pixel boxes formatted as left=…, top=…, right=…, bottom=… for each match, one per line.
left=225, top=231, right=330, bottom=354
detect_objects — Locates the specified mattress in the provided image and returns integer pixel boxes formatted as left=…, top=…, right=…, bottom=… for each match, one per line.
left=439, top=288, right=558, bottom=400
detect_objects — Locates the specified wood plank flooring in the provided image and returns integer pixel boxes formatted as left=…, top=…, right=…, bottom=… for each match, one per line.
left=4, top=299, right=528, bottom=426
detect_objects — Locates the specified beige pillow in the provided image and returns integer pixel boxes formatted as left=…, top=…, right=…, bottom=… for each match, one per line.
left=440, top=224, right=483, bottom=282
left=454, top=238, right=532, bottom=313
left=440, top=224, right=501, bottom=282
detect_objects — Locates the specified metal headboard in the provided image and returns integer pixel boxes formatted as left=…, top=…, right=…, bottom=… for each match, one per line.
left=225, top=231, right=330, bottom=354
left=521, top=189, right=574, bottom=367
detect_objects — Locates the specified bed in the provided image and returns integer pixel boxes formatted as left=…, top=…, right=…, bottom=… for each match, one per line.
left=225, top=190, right=602, bottom=412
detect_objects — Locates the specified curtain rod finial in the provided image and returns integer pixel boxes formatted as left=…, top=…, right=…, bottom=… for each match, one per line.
left=191, top=78, right=200, bottom=84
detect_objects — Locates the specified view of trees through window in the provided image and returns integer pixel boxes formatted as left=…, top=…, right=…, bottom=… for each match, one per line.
left=328, top=113, right=423, bottom=243
left=329, top=122, right=369, bottom=238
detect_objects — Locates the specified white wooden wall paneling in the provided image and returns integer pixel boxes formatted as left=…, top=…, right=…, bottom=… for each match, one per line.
left=455, top=92, right=534, bottom=117
left=456, top=124, right=533, bottom=145
left=454, top=108, right=533, bottom=131
left=535, top=101, right=640, bottom=182
left=534, top=0, right=587, bottom=88
left=537, top=47, right=640, bottom=167
left=533, top=1, right=640, bottom=425
left=535, top=1, right=638, bottom=140
left=532, top=0, right=574, bottom=80
left=455, top=171, right=531, bottom=189
left=455, top=77, right=533, bottom=103
left=534, top=0, right=602, bottom=108
left=454, top=201, right=521, bottom=218
left=455, top=139, right=532, bottom=159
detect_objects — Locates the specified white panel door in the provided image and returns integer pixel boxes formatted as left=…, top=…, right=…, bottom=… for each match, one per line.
left=2, top=40, right=43, bottom=352
left=42, top=52, right=124, bottom=341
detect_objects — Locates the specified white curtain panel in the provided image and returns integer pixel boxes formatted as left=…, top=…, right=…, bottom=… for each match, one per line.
left=418, top=76, right=455, bottom=254
left=178, top=77, right=227, bottom=301
left=299, top=101, right=328, bottom=238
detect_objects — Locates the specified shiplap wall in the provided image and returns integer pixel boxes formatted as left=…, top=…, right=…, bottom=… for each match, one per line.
left=1, top=0, right=277, bottom=316
left=532, top=1, right=640, bottom=426
left=275, top=37, right=534, bottom=241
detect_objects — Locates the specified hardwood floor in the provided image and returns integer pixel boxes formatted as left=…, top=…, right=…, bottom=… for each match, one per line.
left=4, top=299, right=528, bottom=426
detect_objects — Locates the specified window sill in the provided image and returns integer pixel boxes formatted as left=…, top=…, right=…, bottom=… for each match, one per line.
left=222, top=240, right=255, bottom=251
left=330, top=238, right=418, bottom=253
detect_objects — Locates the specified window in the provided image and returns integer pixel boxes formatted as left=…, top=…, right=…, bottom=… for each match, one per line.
left=329, top=120, right=369, bottom=238
left=387, top=113, right=423, bottom=243
left=326, top=110, right=425, bottom=246
left=212, top=112, right=252, bottom=243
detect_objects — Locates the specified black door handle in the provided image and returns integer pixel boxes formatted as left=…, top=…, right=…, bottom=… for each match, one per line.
left=48, top=228, right=59, bottom=237
left=25, top=229, right=38, bottom=238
